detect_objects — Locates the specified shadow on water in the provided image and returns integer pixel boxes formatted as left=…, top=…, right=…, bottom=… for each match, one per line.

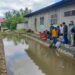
left=1, top=34, right=75, bottom=75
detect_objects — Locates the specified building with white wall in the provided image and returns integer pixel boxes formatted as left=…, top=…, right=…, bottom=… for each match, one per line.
left=17, top=22, right=29, bottom=30
left=25, top=0, right=75, bottom=32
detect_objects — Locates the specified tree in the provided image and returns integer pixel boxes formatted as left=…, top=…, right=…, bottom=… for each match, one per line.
left=4, top=8, right=31, bottom=30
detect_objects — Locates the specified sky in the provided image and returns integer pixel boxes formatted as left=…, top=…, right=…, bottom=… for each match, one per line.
left=0, top=0, right=61, bottom=17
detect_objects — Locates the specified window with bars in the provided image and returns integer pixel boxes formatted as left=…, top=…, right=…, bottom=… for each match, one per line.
left=64, top=11, right=72, bottom=16
left=40, top=17, right=44, bottom=25
left=64, top=10, right=75, bottom=17
left=50, top=14, right=58, bottom=25
left=72, top=10, right=75, bottom=16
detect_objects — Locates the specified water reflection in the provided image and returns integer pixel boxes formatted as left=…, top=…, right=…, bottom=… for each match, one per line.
left=1, top=34, right=75, bottom=75
left=25, top=38, right=75, bottom=75
left=3, top=36, right=44, bottom=75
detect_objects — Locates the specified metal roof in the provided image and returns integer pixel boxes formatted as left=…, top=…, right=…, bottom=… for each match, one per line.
left=0, top=18, right=5, bottom=23
left=25, top=0, right=75, bottom=17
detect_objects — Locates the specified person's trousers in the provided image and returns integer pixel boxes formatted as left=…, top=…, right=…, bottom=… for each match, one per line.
left=63, top=35, right=68, bottom=44
left=71, top=34, right=73, bottom=45
left=74, top=34, right=75, bottom=45
left=53, top=37, right=57, bottom=45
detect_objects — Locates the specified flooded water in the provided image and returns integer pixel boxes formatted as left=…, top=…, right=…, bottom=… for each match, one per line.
left=2, top=34, right=75, bottom=75
left=3, top=37, right=45, bottom=75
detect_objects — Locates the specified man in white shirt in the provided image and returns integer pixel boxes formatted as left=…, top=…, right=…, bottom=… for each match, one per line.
left=69, top=21, right=74, bottom=46
left=59, top=24, right=64, bottom=41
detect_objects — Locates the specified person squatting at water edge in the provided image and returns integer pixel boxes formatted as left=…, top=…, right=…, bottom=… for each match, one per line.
left=49, top=21, right=75, bottom=48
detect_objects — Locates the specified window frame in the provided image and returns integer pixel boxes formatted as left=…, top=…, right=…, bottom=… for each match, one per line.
left=64, top=10, right=75, bottom=17
left=40, top=17, right=44, bottom=25
left=50, top=14, right=58, bottom=25
left=72, top=10, right=75, bottom=16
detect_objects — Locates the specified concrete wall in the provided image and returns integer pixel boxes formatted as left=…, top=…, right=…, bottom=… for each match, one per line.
left=27, top=4, right=75, bottom=32
left=28, top=13, right=50, bottom=32
left=17, top=23, right=28, bottom=30
left=59, top=5, right=75, bottom=25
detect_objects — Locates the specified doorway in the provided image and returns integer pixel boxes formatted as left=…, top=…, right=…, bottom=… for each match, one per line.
left=34, top=18, right=37, bottom=31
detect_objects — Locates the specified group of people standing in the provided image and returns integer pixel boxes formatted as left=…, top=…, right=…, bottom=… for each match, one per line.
left=49, top=21, right=75, bottom=47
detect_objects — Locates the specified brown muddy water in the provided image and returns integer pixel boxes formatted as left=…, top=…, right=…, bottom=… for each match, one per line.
left=2, top=34, right=75, bottom=75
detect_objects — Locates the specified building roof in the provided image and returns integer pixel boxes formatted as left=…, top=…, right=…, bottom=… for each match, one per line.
left=0, top=18, right=5, bottom=23
left=25, top=0, right=75, bottom=17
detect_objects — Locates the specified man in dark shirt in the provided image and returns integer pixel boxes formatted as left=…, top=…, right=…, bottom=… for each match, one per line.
left=63, top=22, right=68, bottom=44
left=71, top=23, right=75, bottom=46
